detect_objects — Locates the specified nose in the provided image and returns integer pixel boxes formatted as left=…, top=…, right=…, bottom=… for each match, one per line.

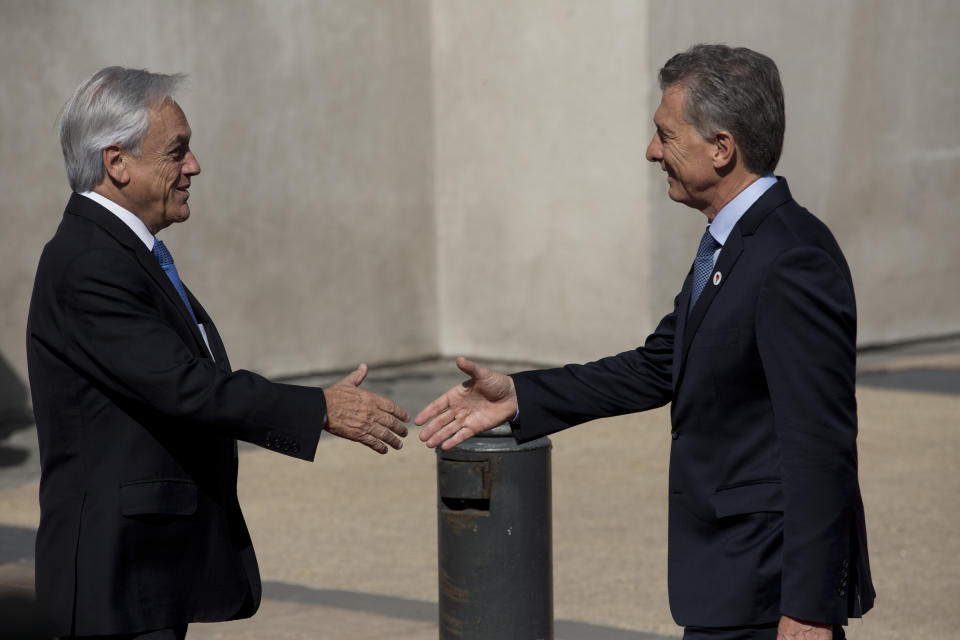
left=645, top=133, right=662, bottom=163
left=183, top=150, right=201, bottom=177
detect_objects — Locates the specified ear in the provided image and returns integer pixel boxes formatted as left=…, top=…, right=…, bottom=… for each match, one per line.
left=712, top=130, right=737, bottom=170
left=101, top=145, right=130, bottom=186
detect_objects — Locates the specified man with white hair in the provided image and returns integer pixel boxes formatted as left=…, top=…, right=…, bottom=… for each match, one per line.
left=27, top=67, right=410, bottom=639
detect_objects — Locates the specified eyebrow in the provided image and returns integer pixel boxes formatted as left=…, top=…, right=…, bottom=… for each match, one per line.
left=655, top=123, right=674, bottom=137
left=166, top=134, right=191, bottom=151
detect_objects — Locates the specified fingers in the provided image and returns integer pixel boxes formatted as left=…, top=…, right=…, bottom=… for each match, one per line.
left=415, top=357, right=483, bottom=426
left=359, top=433, right=389, bottom=455
left=418, top=408, right=456, bottom=443
left=335, top=363, right=368, bottom=388
left=422, top=411, right=471, bottom=449
left=323, top=380, right=410, bottom=453
left=440, top=425, right=478, bottom=451
left=341, top=417, right=406, bottom=455
left=350, top=363, right=368, bottom=386
left=414, top=393, right=450, bottom=426
left=356, top=422, right=405, bottom=454
left=375, top=422, right=406, bottom=450
left=376, top=412, right=409, bottom=438
left=422, top=414, right=479, bottom=450
left=375, top=395, right=410, bottom=422
left=456, top=356, right=482, bottom=381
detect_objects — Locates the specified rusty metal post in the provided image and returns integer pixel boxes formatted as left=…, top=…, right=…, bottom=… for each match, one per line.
left=436, top=425, right=553, bottom=640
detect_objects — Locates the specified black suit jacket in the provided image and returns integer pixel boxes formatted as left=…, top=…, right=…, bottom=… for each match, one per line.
left=510, top=179, right=875, bottom=627
left=27, top=193, right=326, bottom=635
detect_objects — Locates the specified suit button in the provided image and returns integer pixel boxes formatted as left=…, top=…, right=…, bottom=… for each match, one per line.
left=671, top=431, right=679, bottom=440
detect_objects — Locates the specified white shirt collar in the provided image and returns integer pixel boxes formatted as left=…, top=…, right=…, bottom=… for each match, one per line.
left=708, top=174, right=777, bottom=246
left=79, top=191, right=156, bottom=251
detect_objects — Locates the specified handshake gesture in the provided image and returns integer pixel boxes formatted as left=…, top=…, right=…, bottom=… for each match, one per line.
left=323, top=357, right=516, bottom=453
left=415, top=357, right=518, bottom=450
left=322, top=363, right=410, bottom=454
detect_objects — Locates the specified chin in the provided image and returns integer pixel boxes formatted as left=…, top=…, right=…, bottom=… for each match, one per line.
left=170, top=207, right=191, bottom=224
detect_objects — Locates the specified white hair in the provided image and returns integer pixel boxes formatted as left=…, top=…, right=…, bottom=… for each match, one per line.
left=58, top=67, right=185, bottom=192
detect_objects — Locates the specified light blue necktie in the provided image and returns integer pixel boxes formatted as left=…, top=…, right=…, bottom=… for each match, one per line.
left=152, top=240, right=198, bottom=323
left=689, top=227, right=720, bottom=314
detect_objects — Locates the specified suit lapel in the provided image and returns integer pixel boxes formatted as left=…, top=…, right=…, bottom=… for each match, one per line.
left=66, top=194, right=212, bottom=358
left=134, top=253, right=212, bottom=359
left=673, top=177, right=794, bottom=382
left=672, top=267, right=694, bottom=387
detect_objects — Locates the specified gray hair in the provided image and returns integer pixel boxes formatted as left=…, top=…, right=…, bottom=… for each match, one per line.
left=58, top=67, right=185, bottom=192
left=659, top=44, right=785, bottom=175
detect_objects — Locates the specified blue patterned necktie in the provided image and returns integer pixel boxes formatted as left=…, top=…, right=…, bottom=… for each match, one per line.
left=689, top=227, right=720, bottom=314
left=152, top=239, right=198, bottom=324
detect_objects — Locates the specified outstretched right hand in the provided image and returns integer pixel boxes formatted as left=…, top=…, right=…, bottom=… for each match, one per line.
left=415, top=356, right=518, bottom=450
left=323, top=363, right=410, bottom=454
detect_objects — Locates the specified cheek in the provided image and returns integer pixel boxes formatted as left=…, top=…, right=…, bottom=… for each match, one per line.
left=162, top=165, right=181, bottom=191
left=666, top=142, right=689, bottom=167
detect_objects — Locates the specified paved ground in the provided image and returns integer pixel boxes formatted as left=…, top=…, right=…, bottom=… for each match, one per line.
left=1, top=341, right=959, bottom=639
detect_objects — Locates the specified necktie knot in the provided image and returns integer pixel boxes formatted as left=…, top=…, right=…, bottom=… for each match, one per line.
left=152, top=239, right=197, bottom=323
left=695, top=227, right=720, bottom=260
left=152, top=239, right=175, bottom=267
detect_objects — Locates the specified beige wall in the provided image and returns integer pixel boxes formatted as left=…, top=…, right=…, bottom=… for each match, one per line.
left=432, top=1, right=657, bottom=364
left=1, top=1, right=958, bottom=415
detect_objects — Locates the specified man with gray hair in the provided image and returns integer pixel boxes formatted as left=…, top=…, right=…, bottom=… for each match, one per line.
left=418, top=44, right=875, bottom=639
left=27, top=67, right=410, bottom=638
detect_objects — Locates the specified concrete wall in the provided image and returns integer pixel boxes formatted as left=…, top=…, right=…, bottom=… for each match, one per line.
left=1, top=1, right=958, bottom=416
left=432, top=1, right=657, bottom=364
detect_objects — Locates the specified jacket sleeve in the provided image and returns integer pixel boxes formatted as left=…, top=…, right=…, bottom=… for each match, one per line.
left=755, top=246, right=861, bottom=624
left=509, top=298, right=677, bottom=443
left=59, top=246, right=324, bottom=461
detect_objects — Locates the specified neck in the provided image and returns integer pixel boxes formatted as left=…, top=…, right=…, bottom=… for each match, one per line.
left=701, top=171, right=762, bottom=221
left=92, top=184, right=163, bottom=234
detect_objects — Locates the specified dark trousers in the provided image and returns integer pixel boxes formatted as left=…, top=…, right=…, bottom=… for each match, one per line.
left=683, top=622, right=846, bottom=640
left=66, top=625, right=187, bottom=640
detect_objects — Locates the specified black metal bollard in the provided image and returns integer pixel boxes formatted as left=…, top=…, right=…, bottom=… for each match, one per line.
left=436, top=424, right=553, bottom=640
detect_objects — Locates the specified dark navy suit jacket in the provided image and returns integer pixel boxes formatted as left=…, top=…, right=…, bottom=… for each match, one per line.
left=27, top=193, right=326, bottom=635
left=510, top=178, right=875, bottom=627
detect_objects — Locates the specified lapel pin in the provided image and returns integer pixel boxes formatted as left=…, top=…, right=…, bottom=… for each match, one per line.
left=713, top=271, right=722, bottom=286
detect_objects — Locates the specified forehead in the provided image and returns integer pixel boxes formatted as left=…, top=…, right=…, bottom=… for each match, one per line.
left=145, top=100, right=191, bottom=145
left=653, top=85, right=688, bottom=128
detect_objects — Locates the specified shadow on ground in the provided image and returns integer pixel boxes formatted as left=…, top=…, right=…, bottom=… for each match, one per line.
left=858, top=368, right=960, bottom=395
left=263, top=581, right=675, bottom=640
left=0, top=351, right=33, bottom=471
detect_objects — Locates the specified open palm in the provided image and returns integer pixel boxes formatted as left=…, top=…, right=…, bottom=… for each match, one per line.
left=416, top=356, right=518, bottom=450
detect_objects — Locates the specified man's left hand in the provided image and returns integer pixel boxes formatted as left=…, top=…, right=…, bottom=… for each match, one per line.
left=778, top=615, right=833, bottom=639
